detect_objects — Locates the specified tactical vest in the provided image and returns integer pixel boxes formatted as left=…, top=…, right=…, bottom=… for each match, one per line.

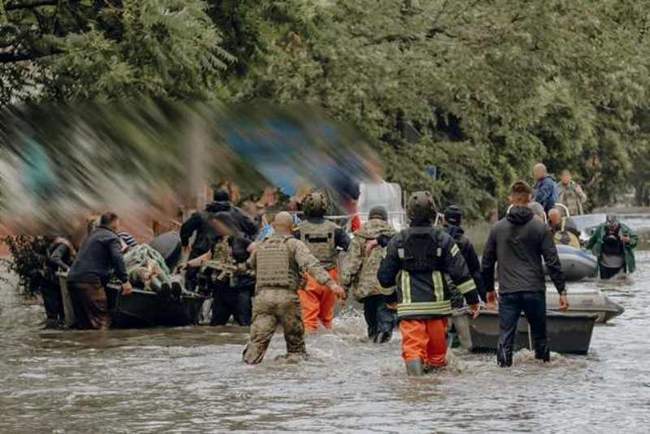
left=298, top=220, right=338, bottom=268
left=397, top=227, right=443, bottom=272
left=255, top=236, right=299, bottom=290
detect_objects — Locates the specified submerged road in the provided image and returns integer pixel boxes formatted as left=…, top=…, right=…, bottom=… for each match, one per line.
left=1, top=253, right=649, bottom=433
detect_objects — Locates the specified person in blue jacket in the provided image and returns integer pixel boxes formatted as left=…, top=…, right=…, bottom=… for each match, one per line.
left=533, top=163, right=557, bottom=213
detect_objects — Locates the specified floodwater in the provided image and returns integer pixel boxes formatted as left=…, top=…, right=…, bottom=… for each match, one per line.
left=1, top=256, right=649, bottom=433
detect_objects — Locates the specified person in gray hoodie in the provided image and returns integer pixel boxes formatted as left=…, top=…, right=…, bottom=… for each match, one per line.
left=481, top=181, right=568, bottom=367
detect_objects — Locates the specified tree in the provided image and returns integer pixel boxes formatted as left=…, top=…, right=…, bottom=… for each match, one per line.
left=0, top=0, right=234, bottom=103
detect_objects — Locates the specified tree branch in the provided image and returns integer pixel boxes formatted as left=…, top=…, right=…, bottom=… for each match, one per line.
left=5, top=0, right=58, bottom=11
left=0, top=49, right=58, bottom=63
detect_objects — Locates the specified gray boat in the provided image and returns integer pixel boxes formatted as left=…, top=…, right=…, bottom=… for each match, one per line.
left=452, top=308, right=597, bottom=355
left=546, top=287, right=623, bottom=323
left=545, top=244, right=598, bottom=281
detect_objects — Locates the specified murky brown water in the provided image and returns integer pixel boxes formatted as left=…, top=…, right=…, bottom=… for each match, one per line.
left=1, top=253, right=649, bottom=433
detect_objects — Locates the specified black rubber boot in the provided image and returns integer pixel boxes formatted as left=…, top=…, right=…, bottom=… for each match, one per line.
left=405, top=359, right=424, bottom=376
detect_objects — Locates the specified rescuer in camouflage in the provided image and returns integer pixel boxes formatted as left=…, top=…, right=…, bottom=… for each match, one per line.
left=296, top=190, right=350, bottom=331
left=340, top=206, right=397, bottom=343
left=243, top=212, right=345, bottom=364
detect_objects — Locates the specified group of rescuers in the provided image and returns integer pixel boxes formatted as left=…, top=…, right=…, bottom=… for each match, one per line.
left=47, top=164, right=634, bottom=375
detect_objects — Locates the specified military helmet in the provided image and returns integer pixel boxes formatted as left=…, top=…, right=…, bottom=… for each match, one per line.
left=302, top=191, right=329, bottom=217
left=407, top=191, right=436, bottom=221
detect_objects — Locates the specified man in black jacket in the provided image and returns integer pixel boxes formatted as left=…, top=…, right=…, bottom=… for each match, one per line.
left=443, top=205, right=484, bottom=302
left=481, top=181, right=568, bottom=367
left=67, top=212, right=133, bottom=329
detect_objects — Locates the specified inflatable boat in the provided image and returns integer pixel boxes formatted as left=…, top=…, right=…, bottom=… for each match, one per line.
left=547, top=244, right=598, bottom=281
left=452, top=308, right=597, bottom=355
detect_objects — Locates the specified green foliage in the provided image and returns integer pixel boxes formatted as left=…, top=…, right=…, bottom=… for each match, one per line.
left=1, top=234, right=49, bottom=297
left=221, top=0, right=650, bottom=216
left=0, top=0, right=233, bottom=102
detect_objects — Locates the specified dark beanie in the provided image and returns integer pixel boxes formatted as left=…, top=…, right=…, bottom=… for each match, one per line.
left=368, top=206, right=388, bottom=221
left=213, top=189, right=230, bottom=202
left=444, top=205, right=463, bottom=226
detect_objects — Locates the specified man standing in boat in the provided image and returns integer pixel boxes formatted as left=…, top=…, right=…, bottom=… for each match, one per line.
left=67, top=212, right=133, bottom=330
left=482, top=181, right=568, bottom=367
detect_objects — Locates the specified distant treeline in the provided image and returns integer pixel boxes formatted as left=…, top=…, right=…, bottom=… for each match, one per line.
left=2, top=0, right=650, bottom=217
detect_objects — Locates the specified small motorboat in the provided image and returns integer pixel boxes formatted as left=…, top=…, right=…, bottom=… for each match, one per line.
left=59, top=273, right=205, bottom=329
left=546, top=287, right=624, bottom=323
left=546, top=244, right=598, bottom=281
left=105, top=283, right=205, bottom=328
left=452, top=308, right=597, bottom=355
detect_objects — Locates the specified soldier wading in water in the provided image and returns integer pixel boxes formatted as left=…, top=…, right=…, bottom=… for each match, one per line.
left=243, top=212, right=345, bottom=364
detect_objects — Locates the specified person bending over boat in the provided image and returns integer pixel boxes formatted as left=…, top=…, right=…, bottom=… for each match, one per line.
left=548, top=208, right=581, bottom=249
left=185, top=212, right=254, bottom=326
left=482, top=181, right=568, bottom=367
left=243, top=212, right=345, bottom=364
left=340, top=206, right=397, bottom=343
left=586, top=215, right=638, bottom=279
left=67, top=212, right=133, bottom=330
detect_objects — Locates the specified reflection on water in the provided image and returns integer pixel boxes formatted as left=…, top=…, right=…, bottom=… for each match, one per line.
left=1, top=254, right=649, bottom=433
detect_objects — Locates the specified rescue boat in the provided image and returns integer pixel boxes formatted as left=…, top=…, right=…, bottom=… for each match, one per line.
left=452, top=308, right=597, bottom=355
left=549, top=244, right=598, bottom=282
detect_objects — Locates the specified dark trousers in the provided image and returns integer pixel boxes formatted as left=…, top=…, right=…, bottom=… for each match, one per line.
left=42, top=280, right=65, bottom=326
left=600, top=265, right=624, bottom=280
left=497, top=291, right=548, bottom=367
left=69, top=282, right=111, bottom=330
left=211, top=286, right=253, bottom=326
left=362, top=294, right=396, bottom=343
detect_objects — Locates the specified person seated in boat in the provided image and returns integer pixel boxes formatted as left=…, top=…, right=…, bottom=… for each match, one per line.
left=586, top=215, right=638, bottom=279
left=184, top=212, right=254, bottom=326
left=548, top=208, right=581, bottom=249
left=527, top=201, right=546, bottom=223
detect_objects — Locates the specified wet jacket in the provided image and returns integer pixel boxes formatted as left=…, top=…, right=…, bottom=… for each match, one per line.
left=68, top=226, right=129, bottom=285
left=534, top=176, right=557, bottom=213
left=586, top=223, right=637, bottom=273
left=340, top=219, right=396, bottom=301
left=377, top=223, right=479, bottom=320
left=445, top=224, right=485, bottom=300
left=481, top=206, right=565, bottom=295
left=557, top=181, right=587, bottom=216
left=294, top=217, right=350, bottom=270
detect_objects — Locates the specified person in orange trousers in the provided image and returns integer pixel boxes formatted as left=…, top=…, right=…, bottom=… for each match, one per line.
left=399, top=318, right=448, bottom=368
left=377, top=191, right=480, bottom=375
left=295, top=191, right=350, bottom=332
left=298, top=268, right=339, bottom=332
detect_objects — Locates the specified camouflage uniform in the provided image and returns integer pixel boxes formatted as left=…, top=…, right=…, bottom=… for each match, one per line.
left=557, top=181, right=587, bottom=216
left=243, top=233, right=334, bottom=364
left=341, top=218, right=396, bottom=342
left=203, top=236, right=254, bottom=326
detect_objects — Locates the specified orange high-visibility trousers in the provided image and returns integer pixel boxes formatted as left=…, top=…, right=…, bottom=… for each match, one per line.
left=399, top=318, right=448, bottom=367
left=298, top=268, right=338, bottom=332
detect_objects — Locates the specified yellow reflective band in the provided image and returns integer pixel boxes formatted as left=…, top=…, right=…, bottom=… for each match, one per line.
left=401, top=271, right=412, bottom=304
left=456, top=279, right=476, bottom=294
left=433, top=271, right=444, bottom=302
left=397, top=300, right=452, bottom=316
left=450, top=244, right=460, bottom=257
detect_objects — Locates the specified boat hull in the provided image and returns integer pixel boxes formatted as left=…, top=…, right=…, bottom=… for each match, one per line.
left=452, top=309, right=597, bottom=355
left=546, top=245, right=598, bottom=281
left=105, top=284, right=205, bottom=328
